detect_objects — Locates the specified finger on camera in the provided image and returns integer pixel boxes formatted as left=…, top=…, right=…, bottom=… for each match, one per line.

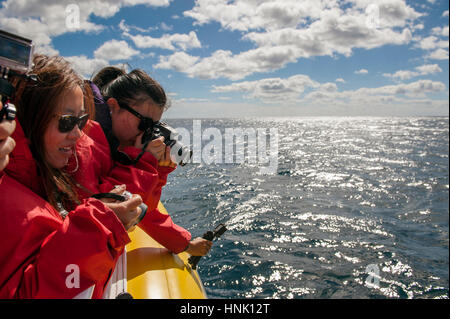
left=0, top=137, right=16, bottom=157
left=0, top=120, right=16, bottom=140
left=123, top=194, right=143, bottom=211
left=150, top=136, right=164, bottom=146
left=109, top=184, right=126, bottom=194
left=204, top=239, right=213, bottom=248
left=164, top=146, right=171, bottom=158
left=152, top=146, right=165, bottom=155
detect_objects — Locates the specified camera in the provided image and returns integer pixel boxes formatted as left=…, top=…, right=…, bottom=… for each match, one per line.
left=0, top=80, right=16, bottom=122
left=0, top=29, right=34, bottom=75
left=0, top=29, right=34, bottom=122
left=143, top=122, right=192, bottom=166
left=1, top=29, right=34, bottom=122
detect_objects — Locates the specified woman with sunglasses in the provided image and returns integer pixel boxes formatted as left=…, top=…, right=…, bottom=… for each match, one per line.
left=86, top=66, right=212, bottom=256
left=0, top=55, right=143, bottom=298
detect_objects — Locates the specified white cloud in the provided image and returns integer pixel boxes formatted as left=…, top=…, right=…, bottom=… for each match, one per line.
left=212, top=74, right=320, bottom=102
left=126, top=31, right=201, bottom=51
left=383, top=70, right=418, bottom=80
left=65, top=55, right=109, bottom=79
left=34, top=44, right=60, bottom=56
left=0, top=0, right=173, bottom=53
left=155, top=45, right=301, bottom=80
left=169, top=76, right=449, bottom=117
left=432, top=26, right=449, bottom=37
left=412, top=23, right=424, bottom=31
left=321, top=82, right=339, bottom=91
left=185, top=0, right=421, bottom=32
left=416, top=35, right=449, bottom=50
left=413, top=20, right=449, bottom=61
left=160, top=22, right=173, bottom=31
left=383, top=64, right=442, bottom=80
left=162, top=0, right=419, bottom=80
left=94, top=40, right=140, bottom=61
left=443, top=10, right=449, bottom=17
left=155, top=51, right=200, bottom=72
left=173, top=97, right=210, bottom=103
left=244, top=24, right=412, bottom=58
left=415, top=64, right=443, bottom=75
left=118, top=19, right=157, bottom=33
left=66, top=54, right=135, bottom=79
left=212, top=74, right=446, bottom=106
left=421, top=37, right=449, bottom=60
left=67, top=39, right=141, bottom=78
left=349, top=80, right=446, bottom=98
left=124, top=0, right=172, bottom=6
left=355, top=69, right=369, bottom=75
left=426, top=48, right=449, bottom=60
left=336, top=78, right=346, bottom=83
left=156, top=8, right=415, bottom=81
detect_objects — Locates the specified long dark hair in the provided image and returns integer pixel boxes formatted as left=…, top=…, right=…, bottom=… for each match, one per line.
left=92, top=66, right=169, bottom=110
left=15, top=54, right=83, bottom=212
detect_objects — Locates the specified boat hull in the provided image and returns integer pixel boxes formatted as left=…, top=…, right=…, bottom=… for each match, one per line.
left=126, top=202, right=207, bottom=299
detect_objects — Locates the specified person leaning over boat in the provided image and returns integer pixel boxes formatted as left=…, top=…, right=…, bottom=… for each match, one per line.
left=0, top=101, right=16, bottom=171
left=85, top=66, right=212, bottom=256
left=0, top=55, right=143, bottom=298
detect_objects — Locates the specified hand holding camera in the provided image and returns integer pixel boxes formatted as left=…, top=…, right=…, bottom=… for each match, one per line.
left=135, top=121, right=192, bottom=166
left=0, top=79, right=16, bottom=123
left=135, top=134, right=166, bottom=161
left=0, top=29, right=34, bottom=171
left=0, top=102, right=16, bottom=171
left=0, top=30, right=33, bottom=171
left=158, top=144, right=178, bottom=168
left=94, top=185, right=146, bottom=231
left=1, top=29, right=34, bottom=122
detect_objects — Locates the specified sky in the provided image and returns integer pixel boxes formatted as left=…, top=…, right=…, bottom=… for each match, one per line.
left=0, top=0, right=448, bottom=118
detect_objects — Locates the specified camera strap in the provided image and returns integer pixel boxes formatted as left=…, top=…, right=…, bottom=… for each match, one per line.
left=91, top=192, right=148, bottom=225
left=91, top=192, right=127, bottom=202
left=113, top=140, right=150, bottom=166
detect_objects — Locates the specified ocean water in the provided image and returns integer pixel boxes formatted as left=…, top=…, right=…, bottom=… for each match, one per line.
left=161, top=117, right=449, bottom=299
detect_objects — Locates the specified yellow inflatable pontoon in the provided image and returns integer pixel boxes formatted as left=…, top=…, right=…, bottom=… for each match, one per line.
left=125, top=202, right=207, bottom=299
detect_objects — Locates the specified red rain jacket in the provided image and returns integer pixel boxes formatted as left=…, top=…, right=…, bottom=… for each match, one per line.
left=1, top=119, right=190, bottom=298
left=0, top=122, right=130, bottom=299
left=80, top=120, right=191, bottom=254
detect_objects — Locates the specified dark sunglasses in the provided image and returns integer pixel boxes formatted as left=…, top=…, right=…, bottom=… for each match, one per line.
left=58, top=113, right=89, bottom=133
left=106, top=100, right=159, bottom=165
left=118, top=102, right=158, bottom=132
